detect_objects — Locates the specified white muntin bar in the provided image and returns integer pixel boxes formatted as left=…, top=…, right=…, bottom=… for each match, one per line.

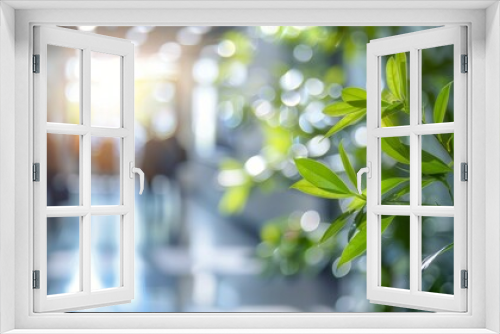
left=409, top=47, right=420, bottom=295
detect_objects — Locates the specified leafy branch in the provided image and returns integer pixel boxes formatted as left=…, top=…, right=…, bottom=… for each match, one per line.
left=293, top=52, right=455, bottom=269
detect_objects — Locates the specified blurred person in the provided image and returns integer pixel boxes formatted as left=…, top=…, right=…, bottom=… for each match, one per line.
left=140, top=132, right=188, bottom=247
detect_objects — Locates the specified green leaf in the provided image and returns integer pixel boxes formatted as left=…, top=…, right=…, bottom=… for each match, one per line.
left=422, top=242, right=454, bottom=270
left=339, top=141, right=357, bottom=189
left=347, top=196, right=366, bottom=211
left=338, top=227, right=367, bottom=268
left=422, top=150, right=453, bottom=174
left=381, top=177, right=409, bottom=194
left=341, top=87, right=367, bottom=108
left=381, top=137, right=410, bottom=164
left=220, top=158, right=244, bottom=170
left=381, top=115, right=397, bottom=127
left=395, top=52, right=408, bottom=101
left=295, top=158, right=352, bottom=195
left=324, top=102, right=363, bottom=117
left=219, top=186, right=250, bottom=215
left=386, top=57, right=402, bottom=100
left=381, top=90, right=397, bottom=104
left=386, top=53, right=408, bottom=102
left=260, top=223, right=282, bottom=244
left=381, top=101, right=405, bottom=118
left=324, top=110, right=365, bottom=138
left=381, top=138, right=451, bottom=174
left=338, top=216, right=394, bottom=268
left=446, top=134, right=454, bottom=154
left=263, top=123, right=292, bottom=156
left=433, top=82, right=453, bottom=124
left=320, top=210, right=353, bottom=243
left=381, top=215, right=395, bottom=231
left=348, top=210, right=366, bottom=240
left=384, top=179, right=433, bottom=203
left=290, top=179, right=352, bottom=199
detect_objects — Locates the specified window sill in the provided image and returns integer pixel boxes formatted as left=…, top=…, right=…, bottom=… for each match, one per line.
left=3, top=329, right=497, bottom=334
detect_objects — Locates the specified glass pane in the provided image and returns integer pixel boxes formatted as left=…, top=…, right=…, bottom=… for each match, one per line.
left=91, top=215, right=121, bottom=290
left=421, top=216, right=454, bottom=294
left=91, top=137, right=121, bottom=205
left=380, top=52, right=410, bottom=127
left=421, top=134, right=454, bottom=206
left=91, top=52, right=121, bottom=127
left=381, top=215, right=410, bottom=290
left=47, top=45, right=80, bottom=124
left=47, top=134, right=80, bottom=206
left=421, top=45, right=454, bottom=124
left=381, top=136, right=410, bottom=205
left=47, top=217, right=80, bottom=295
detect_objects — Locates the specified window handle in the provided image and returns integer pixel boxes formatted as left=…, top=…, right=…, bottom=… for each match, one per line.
left=357, top=162, right=372, bottom=195
left=129, top=161, right=145, bottom=195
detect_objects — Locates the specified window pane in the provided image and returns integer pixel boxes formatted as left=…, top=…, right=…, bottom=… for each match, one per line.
left=47, top=45, right=81, bottom=124
left=421, top=216, right=454, bottom=294
left=380, top=52, right=410, bottom=127
left=91, top=137, right=121, bottom=205
left=47, top=134, right=80, bottom=206
left=91, top=215, right=121, bottom=290
left=47, top=217, right=80, bottom=295
left=421, top=134, right=454, bottom=206
left=381, top=136, right=410, bottom=205
left=91, top=52, right=121, bottom=128
left=381, top=215, right=410, bottom=290
left=421, top=45, right=454, bottom=124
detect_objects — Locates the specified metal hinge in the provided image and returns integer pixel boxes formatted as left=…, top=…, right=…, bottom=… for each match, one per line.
left=461, top=162, right=468, bottom=181
left=461, top=270, right=468, bottom=289
left=33, top=163, right=40, bottom=182
left=461, top=54, right=468, bottom=73
left=33, top=54, right=40, bottom=73
left=33, top=270, right=40, bottom=289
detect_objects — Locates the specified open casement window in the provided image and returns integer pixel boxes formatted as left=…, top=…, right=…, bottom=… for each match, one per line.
left=364, top=26, right=468, bottom=312
left=33, top=26, right=142, bottom=312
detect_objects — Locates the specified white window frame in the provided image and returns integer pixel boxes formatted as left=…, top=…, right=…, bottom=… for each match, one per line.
left=33, top=25, right=136, bottom=312
left=366, top=26, right=467, bottom=312
left=0, top=1, right=498, bottom=333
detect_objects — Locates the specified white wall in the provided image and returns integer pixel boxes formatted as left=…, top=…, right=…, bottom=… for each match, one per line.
left=0, top=2, right=16, bottom=333
left=485, top=2, right=500, bottom=333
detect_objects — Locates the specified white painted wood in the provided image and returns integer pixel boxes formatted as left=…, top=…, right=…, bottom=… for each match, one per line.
left=366, top=35, right=378, bottom=304
left=366, top=26, right=467, bottom=312
left=46, top=206, right=130, bottom=217
left=1, top=329, right=498, bottom=334
left=33, top=26, right=135, bottom=312
left=485, top=3, right=500, bottom=333
left=451, top=25, right=468, bottom=314
left=46, top=123, right=130, bottom=137
left=410, top=46, right=421, bottom=296
left=372, top=205, right=455, bottom=217
left=90, top=127, right=130, bottom=137
left=0, top=2, right=17, bottom=333
left=9, top=5, right=489, bottom=333
left=121, top=45, right=135, bottom=297
left=412, top=123, right=455, bottom=135
left=81, top=46, right=92, bottom=298
left=3, top=0, right=496, bottom=10
left=372, top=123, right=455, bottom=137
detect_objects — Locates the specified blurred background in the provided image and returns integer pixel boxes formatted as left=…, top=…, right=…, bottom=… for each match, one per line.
left=45, top=26, right=454, bottom=312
